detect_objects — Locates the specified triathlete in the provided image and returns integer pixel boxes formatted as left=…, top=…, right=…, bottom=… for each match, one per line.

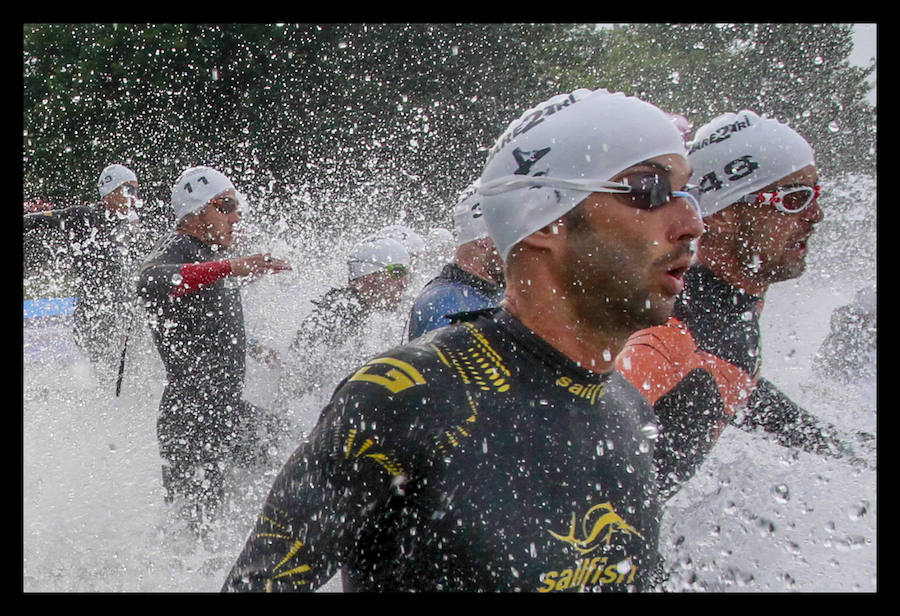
left=221, top=88, right=703, bottom=592
left=137, top=166, right=291, bottom=532
left=277, top=237, right=411, bottom=402
left=616, top=110, right=863, bottom=499
left=23, top=164, right=148, bottom=379
left=407, top=180, right=505, bottom=340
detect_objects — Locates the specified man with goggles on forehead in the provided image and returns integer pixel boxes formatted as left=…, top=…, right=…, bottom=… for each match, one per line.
left=223, top=88, right=703, bottom=593
left=137, top=165, right=291, bottom=534
left=276, top=237, right=411, bottom=405
left=617, top=110, right=865, bottom=501
left=23, top=163, right=149, bottom=381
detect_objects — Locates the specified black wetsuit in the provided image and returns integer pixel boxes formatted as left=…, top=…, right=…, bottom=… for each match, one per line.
left=137, top=231, right=276, bottom=521
left=618, top=264, right=852, bottom=498
left=223, top=308, right=663, bottom=593
left=288, top=287, right=371, bottom=357
left=23, top=203, right=142, bottom=371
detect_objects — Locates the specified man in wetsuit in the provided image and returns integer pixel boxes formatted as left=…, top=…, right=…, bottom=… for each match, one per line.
left=23, top=164, right=149, bottom=380
left=277, top=237, right=411, bottom=402
left=406, top=180, right=506, bottom=341
left=222, top=88, right=704, bottom=593
left=137, top=166, right=292, bottom=532
left=616, top=110, right=860, bottom=499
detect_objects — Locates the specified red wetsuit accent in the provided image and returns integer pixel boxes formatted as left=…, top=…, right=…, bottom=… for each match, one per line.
left=171, top=259, right=232, bottom=297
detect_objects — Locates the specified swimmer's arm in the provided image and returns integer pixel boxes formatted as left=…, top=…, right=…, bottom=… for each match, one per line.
left=735, top=377, right=860, bottom=461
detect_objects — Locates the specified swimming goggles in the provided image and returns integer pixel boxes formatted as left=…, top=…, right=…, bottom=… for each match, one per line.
left=479, top=171, right=701, bottom=215
left=385, top=263, right=409, bottom=279
left=742, top=184, right=821, bottom=214
left=210, top=196, right=239, bottom=215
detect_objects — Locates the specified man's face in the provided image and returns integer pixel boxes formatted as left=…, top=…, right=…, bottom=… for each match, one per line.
left=103, top=181, right=140, bottom=216
left=359, top=266, right=410, bottom=310
left=561, top=154, right=705, bottom=331
left=194, top=189, right=242, bottom=249
left=729, top=164, right=823, bottom=285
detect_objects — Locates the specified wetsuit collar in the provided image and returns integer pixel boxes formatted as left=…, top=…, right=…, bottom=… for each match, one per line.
left=681, top=264, right=763, bottom=315
left=435, top=262, right=503, bottom=298
left=493, top=307, right=612, bottom=382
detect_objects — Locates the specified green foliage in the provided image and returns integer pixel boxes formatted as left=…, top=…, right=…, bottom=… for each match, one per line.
left=546, top=23, right=876, bottom=177
left=23, top=23, right=875, bottom=235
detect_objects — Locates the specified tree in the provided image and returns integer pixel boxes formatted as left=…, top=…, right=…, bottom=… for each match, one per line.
left=23, top=23, right=572, bottom=235
left=543, top=23, right=876, bottom=177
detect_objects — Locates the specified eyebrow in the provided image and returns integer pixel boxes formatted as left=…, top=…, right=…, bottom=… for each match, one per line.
left=761, top=181, right=819, bottom=192
left=635, top=160, right=672, bottom=173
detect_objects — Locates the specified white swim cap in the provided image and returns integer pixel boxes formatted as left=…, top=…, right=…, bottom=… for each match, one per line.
left=665, top=112, right=694, bottom=144
left=366, top=224, right=426, bottom=257
left=477, top=88, right=687, bottom=261
left=171, top=166, right=236, bottom=221
left=452, top=180, right=489, bottom=246
left=98, top=164, right=137, bottom=197
left=687, top=110, right=815, bottom=217
left=428, top=227, right=454, bottom=246
left=347, top=237, right=411, bottom=280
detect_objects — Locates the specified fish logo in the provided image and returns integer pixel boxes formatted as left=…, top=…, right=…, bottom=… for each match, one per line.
left=512, top=146, right=551, bottom=175
left=548, top=502, right=644, bottom=554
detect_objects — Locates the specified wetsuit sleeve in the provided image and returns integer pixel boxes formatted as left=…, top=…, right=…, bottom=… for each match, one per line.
left=23, top=205, right=90, bottom=234
left=617, top=320, right=752, bottom=497
left=651, top=369, right=727, bottom=498
left=171, top=260, right=232, bottom=297
left=138, top=257, right=232, bottom=300
left=222, top=377, right=424, bottom=592
left=734, top=377, right=854, bottom=458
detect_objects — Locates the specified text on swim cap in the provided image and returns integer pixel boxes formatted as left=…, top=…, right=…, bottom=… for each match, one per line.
left=485, top=92, right=581, bottom=166
left=697, top=155, right=760, bottom=194
left=687, top=115, right=753, bottom=155
left=183, top=175, right=210, bottom=193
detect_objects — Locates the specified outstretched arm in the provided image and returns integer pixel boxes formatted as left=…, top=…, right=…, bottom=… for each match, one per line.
left=735, top=377, right=864, bottom=463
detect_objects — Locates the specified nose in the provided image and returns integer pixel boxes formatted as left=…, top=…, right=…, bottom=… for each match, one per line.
left=668, top=195, right=705, bottom=244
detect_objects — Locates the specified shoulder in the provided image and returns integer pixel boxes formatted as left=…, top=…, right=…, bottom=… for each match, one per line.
left=616, top=318, right=699, bottom=405
left=142, top=231, right=202, bottom=264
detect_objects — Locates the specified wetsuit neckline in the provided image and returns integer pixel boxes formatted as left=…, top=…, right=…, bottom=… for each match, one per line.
left=436, top=262, right=503, bottom=297
left=683, top=264, right=763, bottom=312
left=492, top=308, right=612, bottom=382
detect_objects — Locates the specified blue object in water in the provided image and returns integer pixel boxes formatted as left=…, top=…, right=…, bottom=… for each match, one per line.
left=23, top=297, right=77, bottom=319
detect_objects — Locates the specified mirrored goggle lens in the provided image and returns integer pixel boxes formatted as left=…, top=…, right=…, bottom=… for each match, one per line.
left=385, top=264, right=408, bottom=279
left=212, top=197, right=238, bottom=214
left=122, top=185, right=140, bottom=198
left=619, top=172, right=674, bottom=210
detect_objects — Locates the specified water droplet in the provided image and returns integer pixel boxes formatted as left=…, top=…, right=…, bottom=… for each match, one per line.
left=640, top=423, right=658, bottom=441
left=772, top=483, right=790, bottom=504
left=827, top=120, right=840, bottom=133
left=848, top=499, right=868, bottom=521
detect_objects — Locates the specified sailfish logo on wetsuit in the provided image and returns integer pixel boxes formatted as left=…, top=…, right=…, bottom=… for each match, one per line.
left=549, top=502, right=644, bottom=554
